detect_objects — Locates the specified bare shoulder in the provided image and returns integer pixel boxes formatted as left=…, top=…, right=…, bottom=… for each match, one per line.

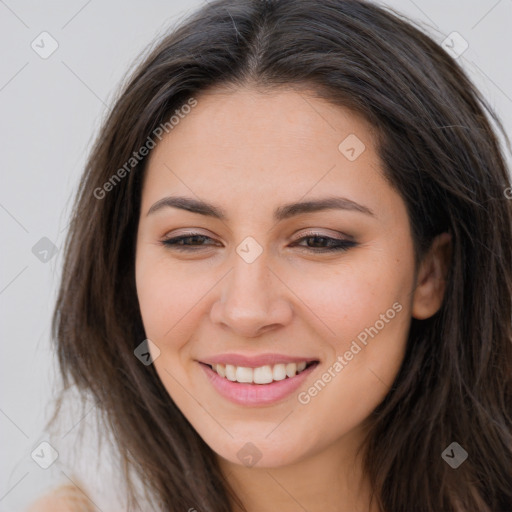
left=26, top=484, right=95, bottom=512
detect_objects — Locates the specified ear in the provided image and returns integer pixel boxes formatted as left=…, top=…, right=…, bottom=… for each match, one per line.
left=412, top=232, right=452, bottom=320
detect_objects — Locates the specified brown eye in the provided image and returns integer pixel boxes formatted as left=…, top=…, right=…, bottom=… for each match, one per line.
left=292, top=234, right=357, bottom=252
left=161, top=233, right=220, bottom=250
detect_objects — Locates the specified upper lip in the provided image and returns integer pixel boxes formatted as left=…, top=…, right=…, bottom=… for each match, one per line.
left=199, top=353, right=319, bottom=368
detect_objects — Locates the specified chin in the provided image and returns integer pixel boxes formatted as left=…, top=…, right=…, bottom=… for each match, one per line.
left=204, top=429, right=317, bottom=469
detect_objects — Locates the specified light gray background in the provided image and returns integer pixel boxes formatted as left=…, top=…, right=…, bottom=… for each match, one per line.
left=1, top=1, right=511, bottom=510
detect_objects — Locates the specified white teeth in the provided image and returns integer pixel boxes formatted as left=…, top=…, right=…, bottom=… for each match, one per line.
left=272, top=364, right=287, bottom=381
left=210, top=361, right=312, bottom=384
left=253, top=365, right=273, bottom=384
left=225, top=364, right=236, bottom=381
left=216, top=364, right=226, bottom=378
left=285, top=363, right=297, bottom=378
left=235, top=366, right=253, bottom=383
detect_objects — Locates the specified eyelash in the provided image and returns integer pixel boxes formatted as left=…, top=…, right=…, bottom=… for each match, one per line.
left=160, top=232, right=357, bottom=253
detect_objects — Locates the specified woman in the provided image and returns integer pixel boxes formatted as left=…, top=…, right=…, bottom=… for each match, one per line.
left=30, top=0, right=512, bottom=510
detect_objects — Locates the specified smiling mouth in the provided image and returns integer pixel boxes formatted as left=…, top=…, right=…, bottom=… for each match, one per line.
left=203, top=361, right=319, bottom=385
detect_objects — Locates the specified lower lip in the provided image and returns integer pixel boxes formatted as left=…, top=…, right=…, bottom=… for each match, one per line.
left=199, top=362, right=318, bottom=406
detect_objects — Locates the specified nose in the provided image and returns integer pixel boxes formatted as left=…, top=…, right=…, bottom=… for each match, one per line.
left=209, top=251, right=293, bottom=338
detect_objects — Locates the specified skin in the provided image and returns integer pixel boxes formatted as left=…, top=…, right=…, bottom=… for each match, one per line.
left=134, top=86, right=451, bottom=512
left=27, top=484, right=94, bottom=512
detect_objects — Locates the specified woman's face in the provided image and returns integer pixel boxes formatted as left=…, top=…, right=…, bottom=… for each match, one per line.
left=135, top=86, right=420, bottom=468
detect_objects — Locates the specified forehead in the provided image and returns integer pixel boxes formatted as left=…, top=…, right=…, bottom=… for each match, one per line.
left=148, top=85, right=377, bottom=162
left=141, top=86, right=393, bottom=221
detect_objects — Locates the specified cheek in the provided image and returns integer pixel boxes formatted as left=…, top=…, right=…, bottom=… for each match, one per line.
left=298, top=252, right=412, bottom=397
left=309, top=308, right=409, bottom=444
left=295, top=282, right=410, bottom=449
left=306, top=265, right=412, bottom=419
left=135, top=249, right=188, bottom=342
left=135, top=249, right=221, bottom=368
left=287, top=253, right=411, bottom=346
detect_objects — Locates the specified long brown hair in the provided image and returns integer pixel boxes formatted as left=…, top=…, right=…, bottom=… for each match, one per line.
left=49, top=0, right=512, bottom=510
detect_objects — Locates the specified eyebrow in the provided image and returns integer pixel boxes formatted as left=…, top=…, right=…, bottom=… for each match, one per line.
left=146, top=195, right=374, bottom=221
